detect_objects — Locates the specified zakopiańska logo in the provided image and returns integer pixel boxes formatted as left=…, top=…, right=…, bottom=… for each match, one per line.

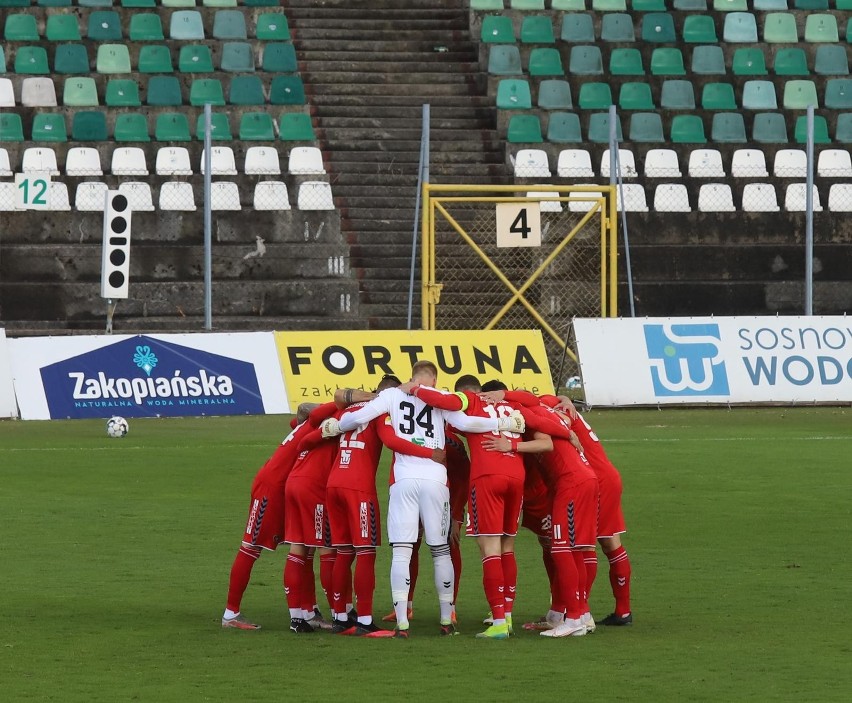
left=643, top=323, right=730, bottom=397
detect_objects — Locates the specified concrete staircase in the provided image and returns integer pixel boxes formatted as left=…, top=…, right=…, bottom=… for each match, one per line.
left=285, top=0, right=506, bottom=329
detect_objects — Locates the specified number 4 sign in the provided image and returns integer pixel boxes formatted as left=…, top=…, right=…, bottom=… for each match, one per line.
left=495, top=202, right=541, bottom=248
left=15, top=172, right=52, bottom=211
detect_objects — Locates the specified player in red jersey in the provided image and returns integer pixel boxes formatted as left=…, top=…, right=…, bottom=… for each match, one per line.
left=221, top=401, right=336, bottom=630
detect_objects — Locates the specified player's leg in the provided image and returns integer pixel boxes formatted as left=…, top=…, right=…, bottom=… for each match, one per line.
left=599, top=533, right=632, bottom=626
left=449, top=523, right=462, bottom=624
left=222, top=544, right=263, bottom=629
left=498, top=477, right=523, bottom=634
left=348, top=491, right=388, bottom=637
left=387, top=479, right=421, bottom=635
left=285, top=543, right=315, bottom=634
left=420, top=480, right=456, bottom=634
left=384, top=531, right=420, bottom=622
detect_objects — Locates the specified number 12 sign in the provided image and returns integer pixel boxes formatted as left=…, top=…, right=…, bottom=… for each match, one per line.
left=495, top=202, right=541, bottom=248
left=15, top=172, right=52, bottom=211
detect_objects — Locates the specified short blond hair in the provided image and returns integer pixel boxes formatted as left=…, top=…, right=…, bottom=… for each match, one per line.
left=411, top=360, right=438, bottom=383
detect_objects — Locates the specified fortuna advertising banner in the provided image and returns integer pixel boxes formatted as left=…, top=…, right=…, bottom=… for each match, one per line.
left=274, top=329, right=553, bottom=412
left=574, top=316, right=852, bottom=406
left=0, top=329, right=19, bottom=418
left=8, top=333, right=289, bottom=420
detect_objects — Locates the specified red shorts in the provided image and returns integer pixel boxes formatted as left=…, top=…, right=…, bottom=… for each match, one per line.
left=284, top=475, right=330, bottom=547
left=521, top=490, right=552, bottom=538
left=596, top=465, right=626, bottom=538
left=551, top=476, right=599, bottom=549
left=326, top=486, right=382, bottom=548
left=466, top=474, right=524, bottom=537
left=241, top=476, right=286, bottom=551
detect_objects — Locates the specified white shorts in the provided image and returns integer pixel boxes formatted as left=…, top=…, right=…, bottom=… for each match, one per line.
left=387, top=478, right=451, bottom=546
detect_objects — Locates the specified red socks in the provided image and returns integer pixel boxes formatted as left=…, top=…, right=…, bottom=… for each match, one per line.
left=606, top=546, right=632, bottom=616
left=450, top=540, right=462, bottom=604
left=226, top=545, right=261, bottom=613
left=408, top=542, right=420, bottom=602
left=331, top=548, right=355, bottom=616
left=481, top=555, right=506, bottom=621
left=319, top=552, right=337, bottom=611
left=301, top=550, right=317, bottom=613
left=501, top=552, right=517, bottom=615
left=584, top=551, right=598, bottom=602
left=551, top=547, right=580, bottom=619
left=354, top=548, right=377, bottom=617
left=572, top=550, right=588, bottom=614
left=284, top=553, right=305, bottom=611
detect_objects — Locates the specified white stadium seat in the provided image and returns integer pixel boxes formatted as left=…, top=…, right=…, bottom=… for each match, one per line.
left=22, top=147, right=60, bottom=176
left=253, top=181, right=291, bottom=210
left=513, top=148, right=550, bottom=178
left=245, top=146, right=282, bottom=175
left=118, top=182, right=155, bottom=212
left=111, top=147, right=148, bottom=176
left=688, top=149, right=725, bottom=178
left=210, top=181, right=241, bottom=210
left=200, top=146, right=238, bottom=176
left=568, top=190, right=603, bottom=212
left=773, top=149, right=806, bottom=178
left=731, top=149, right=769, bottom=177
left=48, top=181, right=71, bottom=211
left=644, top=149, right=682, bottom=178
left=600, top=149, right=637, bottom=179
left=0, top=78, right=15, bottom=107
left=21, top=77, right=57, bottom=107
left=156, top=147, right=193, bottom=176
left=298, top=181, right=335, bottom=210
left=817, top=149, right=852, bottom=178
left=0, top=148, right=12, bottom=177
left=556, top=149, right=594, bottom=178
left=784, top=183, right=822, bottom=212
left=741, top=183, right=780, bottom=212
left=653, top=183, right=691, bottom=212
left=288, top=146, right=326, bottom=175
left=159, top=182, right=196, bottom=211
left=698, top=183, right=736, bottom=212
left=74, top=182, right=109, bottom=211
left=66, top=147, right=103, bottom=176
left=828, top=184, right=852, bottom=212
left=526, top=190, right=563, bottom=212
left=616, top=184, right=649, bottom=212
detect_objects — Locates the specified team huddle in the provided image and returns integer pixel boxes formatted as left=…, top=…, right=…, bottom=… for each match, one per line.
left=221, top=359, right=633, bottom=639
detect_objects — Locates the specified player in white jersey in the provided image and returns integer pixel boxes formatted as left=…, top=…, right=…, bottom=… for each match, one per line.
left=321, top=360, right=525, bottom=637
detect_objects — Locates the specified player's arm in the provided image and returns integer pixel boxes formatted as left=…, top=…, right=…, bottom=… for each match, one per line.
left=518, top=406, right=573, bottom=440
left=503, top=390, right=542, bottom=407
left=410, top=386, right=470, bottom=412
left=296, top=426, right=328, bottom=452
left=333, top=388, right=377, bottom=409
left=445, top=409, right=525, bottom=435
left=482, top=430, right=553, bottom=454
left=375, top=414, right=446, bottom=463
left=307, top=401, right=341, bottom=427
left=325, top=393, right=391, bottom=435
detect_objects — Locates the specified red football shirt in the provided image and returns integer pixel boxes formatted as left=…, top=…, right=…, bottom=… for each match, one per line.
left=326, top=403, right=386, bottom=493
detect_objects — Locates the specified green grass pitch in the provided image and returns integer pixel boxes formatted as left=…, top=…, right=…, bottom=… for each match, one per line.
left=1, top=408, right=850, bottom=702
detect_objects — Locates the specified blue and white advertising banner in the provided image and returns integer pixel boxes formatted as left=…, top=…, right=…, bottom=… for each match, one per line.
left=574, top=316, right=852, bottom=406
left=8, top=333, right=289, bottom=420
left=0, top=329, right=19, bottom=418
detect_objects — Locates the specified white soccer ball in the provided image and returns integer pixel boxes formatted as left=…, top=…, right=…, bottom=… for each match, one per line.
left=106, top=416, right=129, bottom=438
left=565, top=376, right=582, bottom=390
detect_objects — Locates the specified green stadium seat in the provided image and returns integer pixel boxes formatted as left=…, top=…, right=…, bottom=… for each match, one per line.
left=754, top=0, right=787, bottom=7
left=732, top=48, right=767, bottom=76
left=691, top=45, right=726, bottom=75
left=105, top=79, right=140, bottom=106
left=552, top=0, right=585, bottom=8
left=587, top=112, right=622, bottom=143
left=794, top=115, right=830, bottom=143
left=783, top=79, right=818, bottom=109
left=510, top=0, right=545, bottom=8
left=814, top=46, right=848, bottom=76
left=592, top=0, right=626, bottom=9
left=46, top=15, right=81, bottom=41
left=270, top=75, right=305, bottom=105
left=256, top=13, right=290, bottom=41
left=752, top=112, right=788, bottom=142
left=488, top=45, right=523, bottom=75
left=569, top=45, right=603, bottom=75
left=130, top=14, right=165, bottom=41
left=114, top=113, right=150, bottom=141
left=537, top=79, right=572, bottom=109
left=239, top=112, right=275, bottom=140
left=561, top=14, right=594, bottom=43
left=170, top=11, right=205, bottom=40
left=682, top=16, right=718, bottom=44
left=837, top=0, right=852, bottom=9
left=63, top=77, right=98, bottom=106
left=147, top=75, right=183, bottom=106
left=674, top=0, right=707, bottom=9
left=71, top=111, right=107, bottom=141
left=0, top=113, right=24, bottom=141
left=545, top=112, right=582, bottom=142
left=0, top=0, right=28, bottom=5
left=78, top=0, right=113, bottom=5
left=470, top=0, right=504, bottom=8
left=578, top=82, right=612, bottom=109
left=629, top=112, right=664, bottom=142
left=633, top=0, right=666, bottom=9
left=205, top=0, right=238, bottom=4
left=497, top=79, right=532, bottom=109
left=641, top=14, right=676, bottom=43
left=155, top=113, right=191, bottom=141
left=702, top=82, right=737, bottom=109
left=804, top=15, right=838, bottom=43
left=824, top=79, right=852, bottom=109
left=15, top=46, right=49, bottom=74
left=774, top=48, right=809, bottom=76
left=196, top=112, right=233, bottom=140
left=528, top=48, right=563, bottom=76
left=32, top=113, right=67, bottom=142
left=714, top=0, right=747, bottom=9
left=763, top=13, right=798, bottom=43
left=189, top=78, right=225, bottom=106
left=137, top=45, right=171, bottom=73
left=507, top=114, right=543, bottom=143
left=835, top=114, right=852, bottom=143
left=795, top=0, right=827, bottom=7
left=279, top=112, right=315, bottom=141
left=711, top=112, right=747, bottom=142
left=88, top=11, right=122, bottom=41
left=161, top=0, right=195, bottom=4
left=179, top=45, right=214, bottom=73
left=122, top=0, right=156, bottom=5
left=671, top=114, right=707, bottom=142
left=242, top=0, right=281, bottom=5
left=724, top=12, right=758, bottom=42
left=619, top=82, right=654, bottom=110
left=229, top=75, right=265, bottom=105
left=600, top=14, right=634, bottom=43
left=651, top=48, right=685, bottom=75
left=521, top=16, right=554, bottom=43
left=55, top=44, right=90, bottom=74
left=610, top=48, right=644, bottom=75
left=213, top=10, right=247, bottom=40
left=661, top=80, right=696, bottom=109
left=5, top=14, right=39, bottom=41
left=742, top=80, right=778, bottom=109
left=260, top=42, right=295, bottom=72
left=38, top=0, right=72, bottom=5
